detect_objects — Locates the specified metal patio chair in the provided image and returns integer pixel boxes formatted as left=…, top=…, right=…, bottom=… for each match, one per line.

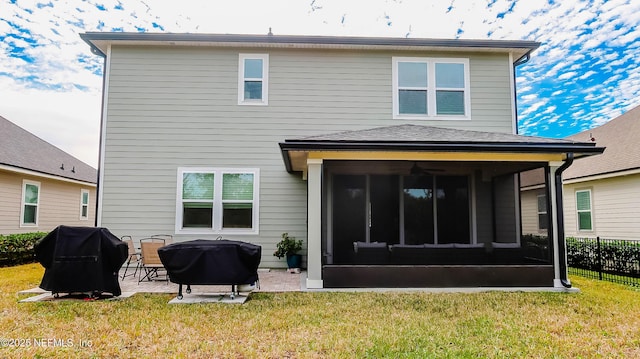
left=120, top=236, right=141, bottom=279
left=138, top=238, right=167, bottom=283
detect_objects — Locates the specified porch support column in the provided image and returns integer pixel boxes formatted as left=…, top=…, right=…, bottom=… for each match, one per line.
left=548, top=161, right=567, bottom=288
left=306, top=158, right=323, bottom=289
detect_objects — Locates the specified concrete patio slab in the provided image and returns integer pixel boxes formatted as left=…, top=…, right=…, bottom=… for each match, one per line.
left=167, top=293, right=248, bottom=304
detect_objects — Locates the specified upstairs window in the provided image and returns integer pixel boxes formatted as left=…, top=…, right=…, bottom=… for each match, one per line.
left=238, top=54, right=269, bottom=105
left=80, top=189, right=90, bottom=220
left=393, top=57, right=470, bottom=119
left=21, top=180, right=40, bottom=226
left=177, top=168, right=259, bottom=234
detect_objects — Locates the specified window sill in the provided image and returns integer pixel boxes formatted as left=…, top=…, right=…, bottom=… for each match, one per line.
left=176, top=228, right=259, bottom=236
left=393, top=114, right=470, bottom=121
left=238, top=100, right=268, bottom=106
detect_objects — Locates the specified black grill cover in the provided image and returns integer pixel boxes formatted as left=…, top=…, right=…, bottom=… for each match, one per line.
left=158, top=239, right=261, bottom=285
left=34, top=226, right=128, bottom=296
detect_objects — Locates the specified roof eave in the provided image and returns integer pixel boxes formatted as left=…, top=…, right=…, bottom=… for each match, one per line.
left=278, top=141, right=604, bottom=173
left=80, top=32, right=540, bottom=60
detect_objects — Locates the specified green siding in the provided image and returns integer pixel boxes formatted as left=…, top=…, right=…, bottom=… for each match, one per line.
left=101, top=45, right=516, bottom=267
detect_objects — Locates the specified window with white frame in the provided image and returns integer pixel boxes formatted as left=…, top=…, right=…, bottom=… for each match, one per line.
left=576, top=189, right=593, bottom=231
left=176, top=168, right=259, bottom=234
left=392, top=57, right=470, bottom=119
left=537, top=194, right=548, bottom=231
left=80, top=189, right=90, bottom=220
left=238, top=54, right=269, bottom=105
left=21, top=180, right=40, bottom=226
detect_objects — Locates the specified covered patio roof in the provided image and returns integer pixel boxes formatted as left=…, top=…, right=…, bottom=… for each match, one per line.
left=279, top=124, right=605, bottom=173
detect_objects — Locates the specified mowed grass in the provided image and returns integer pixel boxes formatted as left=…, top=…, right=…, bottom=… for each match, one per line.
left=1, top=264, right=639, bottom=358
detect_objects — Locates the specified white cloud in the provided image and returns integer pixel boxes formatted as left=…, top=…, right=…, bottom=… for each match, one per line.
left=557, top=71, right=578, bottom=80
left=1, top=0, right=640, bottom=162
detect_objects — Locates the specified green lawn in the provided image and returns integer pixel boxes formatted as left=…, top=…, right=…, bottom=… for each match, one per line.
left=1, top=263, right=639, bottom=358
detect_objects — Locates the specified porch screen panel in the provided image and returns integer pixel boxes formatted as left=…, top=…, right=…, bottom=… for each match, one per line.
left=436, top=176, right=470, bottom=244
left=403, top=175, right=434, bottom=244
left=332, top=175, right=366, bottom=264
left=370, top=175, right=400, bottom=245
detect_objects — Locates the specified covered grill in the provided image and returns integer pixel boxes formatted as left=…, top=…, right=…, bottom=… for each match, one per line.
left=158, top=239, right=261, bottom=299
left=34, top=226, right=128, bottom=297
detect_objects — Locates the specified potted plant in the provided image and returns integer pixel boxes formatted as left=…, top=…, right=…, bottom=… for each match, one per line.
left=273, top=232, right=302, bottom=271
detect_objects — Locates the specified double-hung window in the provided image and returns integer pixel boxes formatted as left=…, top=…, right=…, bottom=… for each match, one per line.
left=80, top=189, right=90, bottom=220
left=177, top=168, right=259, bottom=234
left=537, top=194, right=548, bottom=231
left=238, top=54, right=269, bottom=105
left=21, top=180, right=40, bottom=227
left=576, top=189, right=593, bottom=231
left=393, top=57, right=470, bottom=119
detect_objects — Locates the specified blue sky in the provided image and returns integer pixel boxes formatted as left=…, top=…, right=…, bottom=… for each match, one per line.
left=1, top=0, right=639, bottom=167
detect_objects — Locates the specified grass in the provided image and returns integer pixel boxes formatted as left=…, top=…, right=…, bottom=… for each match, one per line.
left=1, top=264, right=640, bottom=358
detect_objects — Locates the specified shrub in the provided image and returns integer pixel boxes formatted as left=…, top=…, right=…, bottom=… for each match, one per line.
left=566, top=237, right=640, bottom=277
left=0, top=232, right=47, bottom=267
left=273, top=233, right=302, bottom=259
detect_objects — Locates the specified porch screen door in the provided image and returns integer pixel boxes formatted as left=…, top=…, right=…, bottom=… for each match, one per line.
left=332, top=175, right=366, bottom=264
left=332, top=175, right=399, bottom=264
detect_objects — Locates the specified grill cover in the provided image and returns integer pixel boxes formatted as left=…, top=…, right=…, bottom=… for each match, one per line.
left=158, top=239, right=261, bottom=285
left=35, top=226, right=128, bottom=296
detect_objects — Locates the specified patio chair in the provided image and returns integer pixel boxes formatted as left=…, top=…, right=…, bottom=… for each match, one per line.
left=138, top=238, right=167, bottom=283
left=151, top=234, right=173, bottom=244
left=120, top=236, right=141, bottom=279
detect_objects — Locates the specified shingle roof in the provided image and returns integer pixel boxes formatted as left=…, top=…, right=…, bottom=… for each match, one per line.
left=280, top=124, right=604, bottom=173
left=563, top=104, right=640, bottom=180
left=284, top=124, right=601, bottom=149
left=0, top=116, right=97, bottom=184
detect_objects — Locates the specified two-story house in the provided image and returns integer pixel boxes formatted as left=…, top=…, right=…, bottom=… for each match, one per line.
left=81, top=32, right=603, bottom=289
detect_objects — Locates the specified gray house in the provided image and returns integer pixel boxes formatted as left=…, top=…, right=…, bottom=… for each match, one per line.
left=81, top=32, right=602, bottom=289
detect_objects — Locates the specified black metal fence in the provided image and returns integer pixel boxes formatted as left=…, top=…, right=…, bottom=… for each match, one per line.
left=567, top=237, right=640, bottom=287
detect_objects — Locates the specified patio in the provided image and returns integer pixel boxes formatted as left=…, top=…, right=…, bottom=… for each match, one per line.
left=120, top=267, right=303, bottom=294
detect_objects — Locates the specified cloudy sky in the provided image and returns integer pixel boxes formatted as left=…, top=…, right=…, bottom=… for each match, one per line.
left=1, top=0, right=639, bottom=168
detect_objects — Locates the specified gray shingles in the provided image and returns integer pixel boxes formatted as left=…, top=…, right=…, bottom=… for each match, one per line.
left=563, top=104, right=640, bottom=180
left=0, top=116, right=96, bottom=184
left=291, top=124, right=588, bottom=145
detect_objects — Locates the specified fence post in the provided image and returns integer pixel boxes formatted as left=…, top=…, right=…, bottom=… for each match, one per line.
left=596, top=236, right=603, bottom=280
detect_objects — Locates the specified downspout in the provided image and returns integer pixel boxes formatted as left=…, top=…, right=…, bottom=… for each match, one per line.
left=555, top=153, right=574, bottom=288
left=512, top=50, right=532, bottom=135
left=91, top=46, right=107, bottom=227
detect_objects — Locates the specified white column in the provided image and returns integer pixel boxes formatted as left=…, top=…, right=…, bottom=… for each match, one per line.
left=548, top=162, right=564, bottom=288
left=306, top=158, right=324, bottom=289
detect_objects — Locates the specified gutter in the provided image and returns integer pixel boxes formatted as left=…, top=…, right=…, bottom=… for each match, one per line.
left=554, top=153, right=574, bottom=288
left=83, top=38, right=107, bottom=226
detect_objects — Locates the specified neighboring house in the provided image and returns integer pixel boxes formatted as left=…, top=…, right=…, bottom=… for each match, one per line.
left=0, top=116, right=97, bottom=234
left=522, top=104, right=640, bottom=240
left=81, top=32, right=603, bottom=289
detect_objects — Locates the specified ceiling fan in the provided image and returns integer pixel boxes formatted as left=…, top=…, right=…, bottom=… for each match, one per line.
left=409, top=162, right=444, bottom=176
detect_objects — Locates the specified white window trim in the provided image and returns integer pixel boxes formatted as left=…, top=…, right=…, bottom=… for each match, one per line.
left=576, top=189, right=594, bottom=232
left=536, top=194, right=547, bottom=231
left=175, top=167, right=260, bottom=235
left=392, top=57, right=471, bottom=120
left=80, top=189, right=90, bottom=220
left=238, top=54, right=269, bottom=106
left=20, top=180, right=40, bottom=227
